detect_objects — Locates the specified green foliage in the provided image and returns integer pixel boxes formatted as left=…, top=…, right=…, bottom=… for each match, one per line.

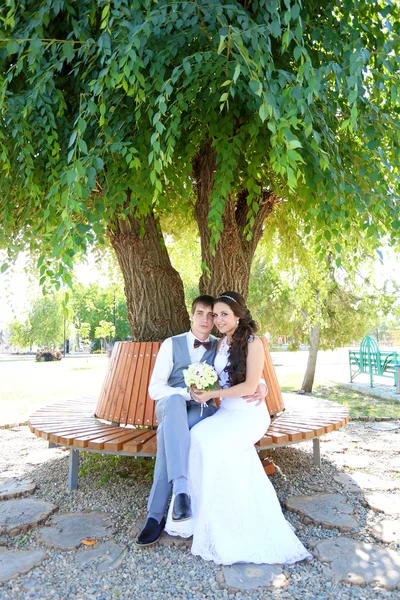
left=94, top=319, right=115, bottom=349
left=79, top=452, right=154, bottom=486
left=0, top=0, right=399, bottom=286
left=71, top=281, right=130, bottom=344
left=36, top=348, right=63, bottom=361
left=8, top=318, right=35, bottom=349
left=248, top=248, right=393, bottom=350
left=8, top=294, right=64, bottom=348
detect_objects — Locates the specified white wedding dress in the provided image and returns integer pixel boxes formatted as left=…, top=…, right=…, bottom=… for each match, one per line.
left=165, top=337, right=312, bottom=565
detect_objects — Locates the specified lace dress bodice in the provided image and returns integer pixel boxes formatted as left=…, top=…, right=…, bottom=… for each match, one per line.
left=214, top=336, right=231, bottom=389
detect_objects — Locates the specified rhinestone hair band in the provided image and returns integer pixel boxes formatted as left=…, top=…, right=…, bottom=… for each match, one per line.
left=218, top=295, right=236, bottom=302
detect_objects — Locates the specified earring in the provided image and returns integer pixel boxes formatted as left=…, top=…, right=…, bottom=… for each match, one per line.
left=236, top=320, right=239, bottom=325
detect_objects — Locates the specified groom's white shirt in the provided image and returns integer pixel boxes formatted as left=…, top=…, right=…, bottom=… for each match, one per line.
left=149, top=331, right=211, bottom=402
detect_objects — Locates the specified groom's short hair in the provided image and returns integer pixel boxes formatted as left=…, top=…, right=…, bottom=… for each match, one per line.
left=191, top=295, right=215, bottom=314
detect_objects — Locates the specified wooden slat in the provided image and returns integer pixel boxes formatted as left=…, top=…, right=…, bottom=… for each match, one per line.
left=49, top=425, right=111, bottom=444
left=125, top=344, right=146, bottom=425
left=123, top=430, right=157, bottom=452
left=105, top=343, right=131, bottom=421
left=88, top=428, right=146, bottom=450
left=99, top=342, right=126, bottom=420
left=117, top=345, right=141, bottom=424
left=104, top=429, right=154, bottom=452
left=96, top=344, right=121, bottom=417
left=133, top=343, right=154, bottom=425
left=260, top=337, right=285, bottom=417
left=143, top=343, right=160, bottom=426
left=69, top=427, right=123, bottom=448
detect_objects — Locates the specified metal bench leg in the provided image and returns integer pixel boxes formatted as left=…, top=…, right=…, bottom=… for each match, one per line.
left=313, top=438, right=321, bottom=468
left=48, top=442, right=57, bottom=449
left=68, top=449, right=80, bottom=491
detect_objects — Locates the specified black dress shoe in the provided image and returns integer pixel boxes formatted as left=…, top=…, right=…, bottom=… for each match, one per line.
left=135, top=517, right=166, bottom=547
left=172, top=493, right=192, bottom=522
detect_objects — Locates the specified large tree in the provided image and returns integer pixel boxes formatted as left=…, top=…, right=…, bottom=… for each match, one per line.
left=0, top=1, right=399, bottom=339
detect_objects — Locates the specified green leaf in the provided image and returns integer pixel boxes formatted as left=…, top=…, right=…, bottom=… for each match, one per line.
left=287, top=140, right=302, bottom=149
left=78, top=118, right=87, bottom=135
left=0, top=263, right=9, bottom=274
left=62, top=42, right=74, bottom=62
left=78, top=138, right=88, bottom=154
left=249, top=80, right=262, bottom=96
left=68, top=131, right=77, bottom=148
left=291, top=4, right=301, bottom=20
left=259, top=104, right=269, bottom=122
left=233, top=63, right=241, bottom=82
left=217, top=35, right=226, bottom=55
left=6, top=40, right=19, bottom=55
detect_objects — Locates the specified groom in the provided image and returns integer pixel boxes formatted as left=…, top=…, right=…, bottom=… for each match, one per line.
left=136, top=294, right=266, bottom=547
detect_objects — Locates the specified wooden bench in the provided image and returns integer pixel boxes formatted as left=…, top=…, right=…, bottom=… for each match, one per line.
left=28, top=339, right=349, bottom=491
left=349, top=335, right=399, bottom=388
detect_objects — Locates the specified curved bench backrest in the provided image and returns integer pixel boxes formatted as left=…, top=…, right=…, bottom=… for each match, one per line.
left=360, top=335, right=380, bottom=372
left=96, top=338, right=285, bottom=426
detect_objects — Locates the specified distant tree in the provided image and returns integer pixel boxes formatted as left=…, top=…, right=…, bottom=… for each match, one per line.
left=8, top=295, right=64, bottom=349
left=8, top=319, right=34, bottom=349
left=95, top=320, right=116, bottom=351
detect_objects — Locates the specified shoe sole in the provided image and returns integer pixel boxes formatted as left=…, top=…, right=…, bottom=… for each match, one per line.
left=171, top=515, right=193, bottom=522
left=134, top=534, right=162, bottom=548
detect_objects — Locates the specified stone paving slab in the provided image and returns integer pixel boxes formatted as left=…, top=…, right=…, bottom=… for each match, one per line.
left=0, top=478, right=36, bottom=500
left=331, top=454, right=370, bottom=468
left=284, top=494, right=359, bottom=532
left=369, top=519, right=400, bottom=543
left=334, top=472, right=400, bottom=493
left=25, top=448, right=63, bottom=465
left=389, top=457, right=400, bottom=472
left=0, top=548, right=47, bottom=584
left=217, top=563, right=287, bottom=591
left=313, top=537, right=400, bottom=590
left=0, top=498, right=57, bottom=536
left=372, top=422, right=400, bottom=431
left=75, top=541, right=128, bottom=573
left=363, top=493, right=400, bottom=515
left=37, top=511, right=113, bottom=549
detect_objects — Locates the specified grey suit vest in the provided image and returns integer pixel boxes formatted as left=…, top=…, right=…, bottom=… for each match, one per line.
left=168, top=333, right=217, bottom=388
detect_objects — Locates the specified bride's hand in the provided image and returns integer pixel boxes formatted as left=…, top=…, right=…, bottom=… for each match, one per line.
left=190, top=386, right=213, bottom=403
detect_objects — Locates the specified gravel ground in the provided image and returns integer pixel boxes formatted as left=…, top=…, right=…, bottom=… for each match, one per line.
left=0, top=422, right=399, bottom=600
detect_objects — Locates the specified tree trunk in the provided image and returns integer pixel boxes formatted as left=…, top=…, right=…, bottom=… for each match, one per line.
left=301, top=321, right=321, bottom=393
left=192, top=141, right=279, bottom=299
left=108, top=208, right=190, bottom=341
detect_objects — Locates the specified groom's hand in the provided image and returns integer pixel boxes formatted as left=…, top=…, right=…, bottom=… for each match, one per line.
left=190, top=386, right=206, bottom=403
left=244, top=383, right=267, bottom=406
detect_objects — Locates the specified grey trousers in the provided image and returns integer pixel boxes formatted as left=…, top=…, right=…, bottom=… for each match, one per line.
left=147, top=394, right=218, bottom=516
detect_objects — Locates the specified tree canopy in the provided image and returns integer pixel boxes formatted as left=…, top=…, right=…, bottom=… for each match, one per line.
left=1, top=2, right=399, bottom=274
left=1, top=1, right=399, bottom=342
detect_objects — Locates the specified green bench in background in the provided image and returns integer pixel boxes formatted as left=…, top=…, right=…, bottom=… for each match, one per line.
left=349, top=335, right=399, bottom=388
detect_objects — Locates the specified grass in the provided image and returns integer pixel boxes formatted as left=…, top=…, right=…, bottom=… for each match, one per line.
left=0, top=355, right=109, bottom=426
left=313, top=383, right=400, bottom=418
left=278, top=370, right=400, bottom=419
left=79, top=453, right=155, bottom=485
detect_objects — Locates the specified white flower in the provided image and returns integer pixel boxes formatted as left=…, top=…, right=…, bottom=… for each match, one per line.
left=183, top=361, right=218, bottom=391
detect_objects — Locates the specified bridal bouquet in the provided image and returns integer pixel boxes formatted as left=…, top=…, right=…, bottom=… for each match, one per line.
left=184, top=362, right=219, bottom=415
left=183, top=361, right=218, bottom=391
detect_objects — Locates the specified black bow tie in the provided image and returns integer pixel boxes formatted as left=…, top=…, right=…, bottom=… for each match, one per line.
left=194, top=339, right=211, bottom=350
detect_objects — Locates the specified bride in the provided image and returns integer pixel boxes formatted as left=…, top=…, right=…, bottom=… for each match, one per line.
left=165, top=291, right=312, bottom=566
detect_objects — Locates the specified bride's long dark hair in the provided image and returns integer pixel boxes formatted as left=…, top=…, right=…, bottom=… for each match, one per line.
left=215, top=291, right=258, bottom=386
